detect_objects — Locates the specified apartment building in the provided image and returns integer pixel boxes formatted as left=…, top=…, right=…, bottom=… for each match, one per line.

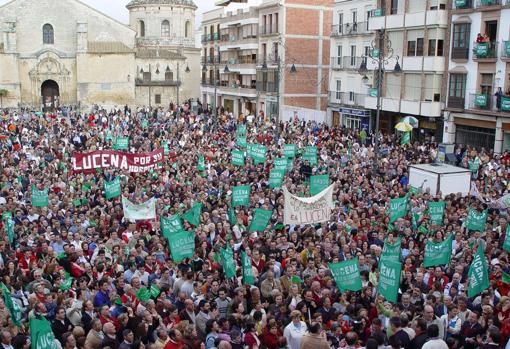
left=200, top=0, right=333, bottom=121
left=362, top=0, right=448, bottom=139
left=201, top=8, right=222, bottom=114
left=443, top=0, right=510, bottom=153
left=328, top=0, right=376, bottom=130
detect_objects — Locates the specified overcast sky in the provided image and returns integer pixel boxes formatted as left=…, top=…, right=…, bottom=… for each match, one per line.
left=0, top=0, right=217, bottom=26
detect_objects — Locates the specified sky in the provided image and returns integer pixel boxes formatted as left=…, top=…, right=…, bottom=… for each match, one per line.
left=0, top=0, right=218, bottom=27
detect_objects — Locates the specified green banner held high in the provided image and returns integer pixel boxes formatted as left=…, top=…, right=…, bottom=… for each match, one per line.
left=232, top=185, right=251, bottom=207
left=389, top=196, right=408, bottom=223
left=181, top=203, right=203, bottom=226
left=269, top=169, right=285, bottom=189
left=167, top=231, right=195, bottom=262
left=424, top=235, right=453, bottom=267
left=381, top=237, right=402, bottom=264
left=241, top=250, right=254, bottom=285
left=466, top=208, right=488, bottom=232
left=467, top=244, right=490, bottom=298
left=104, top=177, right=122, bottom=200
left=378, top=259, right=402, bottom=303
left=161, top=215, right=184, bottom=238
left=32, top=186, right=49, bottom=207
left=248, top=209, right=273, bottom=233
left=329, top=258, right=362, bottom=292
left=310, top=174, right=330, bottom=196
left=30, top=316, right=59, bottom=349
left=428, top=201, right=445, bottom=225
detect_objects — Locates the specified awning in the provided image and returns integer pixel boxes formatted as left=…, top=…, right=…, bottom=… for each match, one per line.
left=449, top=66, right=468, bottom=74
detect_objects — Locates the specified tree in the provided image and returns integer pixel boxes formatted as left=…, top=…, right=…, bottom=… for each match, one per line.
left=0, top=89, right=7, bottom=109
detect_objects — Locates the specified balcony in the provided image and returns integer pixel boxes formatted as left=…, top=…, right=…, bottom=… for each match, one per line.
left=341, top=56, right=365, bottom=70
left=331, top=22, right=369, bottom=37
left=201, top=79, right=219, bottom=87
left=256, top=81, right=278, bottom=93
left=213, top=33, right=220, bottom=41
left=330, top=57, right=344, bottom=70
left=329, top=91, right=366, bottom=107
left=475, top=0, right=502, bottom=8
left=135, top=78, right=181, bottom=86
left=219, top=82, right=257, bottom=96
left=451, top=47, right=470, bottom=60
left=473, top=41, right=498, bottom=61
left=260, top=27, right=279, bottom=36
left=502, top=41, right=510, bottom=60
left=453, top=0, right=473, bottom=9
left=468, top=93, right=494, bottom=111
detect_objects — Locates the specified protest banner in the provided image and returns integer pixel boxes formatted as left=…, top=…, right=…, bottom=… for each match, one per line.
left=72, top=148, right=164, bottom=174
left=310, top=174, right=330, bottom=196
left=283, top=184, right=334, bottom=225
left=32, top=187, right=49, bottom=207
left=122, top=197, right=156, bottom=220
left=232, top=185, right=251, bottom=207
left=424, top=235, right=453, bottom=267
left=378, top=259, right=402, bottom=303
left=167, top=230, right=196, bottom=262
left=104, top=177, right=121, bottom=199
left=248, top=208, right=273, bottom=232
left=468, top=244, right=490, bottom=298
left=329, top=258, right=362, bottom=292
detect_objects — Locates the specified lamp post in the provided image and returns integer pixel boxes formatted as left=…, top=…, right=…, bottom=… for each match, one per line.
left=358, top=29, right=401, bottom=170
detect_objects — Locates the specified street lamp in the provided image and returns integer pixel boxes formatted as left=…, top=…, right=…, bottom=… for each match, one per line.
left=359, top=29, right=401, bottom=172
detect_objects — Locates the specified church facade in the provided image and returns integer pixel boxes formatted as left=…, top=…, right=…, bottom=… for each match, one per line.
left=0, top=0, right=200, bottom=110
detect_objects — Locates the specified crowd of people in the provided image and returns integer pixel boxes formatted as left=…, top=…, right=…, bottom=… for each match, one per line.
left=0, top=102, right=508, bottom=349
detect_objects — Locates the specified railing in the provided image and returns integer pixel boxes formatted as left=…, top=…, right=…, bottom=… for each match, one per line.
left=256, top=81, right=278, bottom=93
left=473, top=41, right=498, bottom=59
left=213, top=33, right=220, bottom=41
left=503, top=41, right=510, bottom=58
left=475, top=0, right=502, bottom=7
left=201, top=79, right=219, bottom=86
left=331, top=57, right=344, bottom=70
left=135, top=78, right=181, bottom=86
left=453, top=0, right=473, bottom=8
left=331, top=22, right=369, bottom=37
left=468, top=93, right=494, bottom=111
left=206, top=55, right=221, bottom=64
left=136, top=37, right=195, bottom=48
left=370, top=8, right=385, bottom=17
left=342, top=56, right=365, bottom=70
left=260, top=26, right=279, bottom=36
left=222, top=57, right=258, bottom=65
left=451, top=47, right=470, bottom=60
left=447, top=97, right=465, bottom=109
left=328, top=92, right=366, bottom=106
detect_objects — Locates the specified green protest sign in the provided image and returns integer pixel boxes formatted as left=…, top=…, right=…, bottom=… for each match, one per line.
left=502, top=97, right=510, bottom=112
left=231, top=150, right=245, bottom=166
left=181, top=203, right=203, bottom=226
left=268, top=169, right=285, bottom=189
left=136, top=287, right=151, bottom=302
left=1, top=283, right=21, bottom=326
left=329, top=258, right=362, bottom=292
left=198, top=155, right=206, bottom=171
left=221, top=246, right=236, bottom=278
left=274, top=158, right=288, bottom=172
left=161, top=140, right=170, bottom=156
left=236, top=124, right=247, bottom=136
left=310, top=174, right=330, bottom=196
left=302, top=146, right=318, bottom=165
left=424, top=235, right=453, bottom=267
left=1, top=211, right=12, bottom=221
left=284, top=144, right=297, bottom=158
left=232, top=185, right=250, bottom=207
left=228, top=207, right=236, bottom=225
left=32, top=186, right=49, bottom=207
left=150, top=284, right=160, bottom=298
left=378, top=259, right=402, bottom=303
left=381, top=237, right=402, bottom=264
left=389, top=196, right=408, bottom=223
left=5, top=219, right=14, bottom=244
left=466, top=208, right=487, bottom=232
left=236, top=135, right=247, bottom=148
left=468, top=244, right=490, bottom=298
left=104, top=178, right=121, bottom=200
left=248, top=209, right=273, bottom=233
left=241, top=250, right=254, bottom=285
left=113, top=137, right=129, bottom=150
left=428, top=201, right=445, bottom=225
left=30, top=317, right=59, bottom=349
left=503, top=226, right=510, bottom=253
left=251, top=144, right=267, bottom=165
left=167, top=230, right=196, bottom=262
left=161, top=215, right=184, bottom=238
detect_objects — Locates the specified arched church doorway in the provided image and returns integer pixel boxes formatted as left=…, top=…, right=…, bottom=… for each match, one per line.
left=41, top=80, right=59, bottom=110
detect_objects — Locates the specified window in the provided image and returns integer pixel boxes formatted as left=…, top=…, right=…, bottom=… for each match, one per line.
left=404, top=73, right=422, bottom=101
left=480, top=73, right=493, bottom=96
left=416, top=38, right=424, bottom=56
left=391, top=0, right=399, bottom=14
left=143, top=72, right=151, bottom=81
left=338, top=13, right=343, bottom=34
left=350, top=45, right=356, bottom=66
left=337, top=46, right=342, bottom=65
left=269, top=14, right=273, bottom=33
left=262, top=43, right=267, bottom=60
left=437, top=40, right=444, bottom=56
left=140, top=20, right=145, bottom=37
left=43, top=24, right=54, bottom=44
left=155, top=94, right=161, bottom=104
left=165, top=71, right=174, bottom=81
left=407, top=41, right=416, bottom=56
left=349, top=91, right=355, bottom=102
left=452, top=23, right=470, bottom=59
left=185, top=21, right=191, bottom=38
left=275, top=13, right=279, bottom=33
left=262, top=15, right=267, bottom=33
left=428, top=40, right=436, bottom=56
left=336, top=80, right=342, bottom=100
left=448, top=73, right=467, bottom=108
left=352, top=10, right=357, bottom=24
left=161, top=20, right=170, bottom=37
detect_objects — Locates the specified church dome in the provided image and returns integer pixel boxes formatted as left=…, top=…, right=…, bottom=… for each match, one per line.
left=126, top=0, right=197, bottom=9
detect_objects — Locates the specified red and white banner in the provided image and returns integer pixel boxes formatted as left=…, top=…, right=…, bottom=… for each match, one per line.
left=72, top=149, right=164, bottom=173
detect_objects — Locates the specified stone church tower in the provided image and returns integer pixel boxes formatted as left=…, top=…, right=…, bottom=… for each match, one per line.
left=127, top=0, right=201, bottom=107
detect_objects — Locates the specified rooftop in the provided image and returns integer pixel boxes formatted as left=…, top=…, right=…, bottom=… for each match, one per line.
left=126, top=0, right=197, bottom=9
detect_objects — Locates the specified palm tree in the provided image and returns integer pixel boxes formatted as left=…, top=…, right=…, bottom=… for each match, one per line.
left=0, top=89, right=7, bottom=109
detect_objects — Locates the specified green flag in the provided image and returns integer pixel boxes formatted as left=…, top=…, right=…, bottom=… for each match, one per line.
left=401, top=132, right=410, bottom=145
left=221, top=246, right=236, bottom=278
left=181, top=203, right=202, bottom=226
left=5, top=218, right=14, bottom=244
left=274, top=158, right=288, bottom=172
left=198, top=155, right=206, bottom=171
left=503, top=226, right=510, bottom=253
left=467, top=244, right=490, bottom=298
left=150, top=284, right=160, bottom=298
left=428, top=201, right=445, bottom=225
left=291, top=275, right=303, bottom=284
left=2, top=211, right=12, bottom=221
left=161, top=215, right=184, bottom=238
left=503, top=271, right=510, bottom=284
left=329, top=258, right=362, bottom=292
left=113, top=137, right=129, bottom=150
left=466, top=208, right=488, bottom=232
left=228, top=207, right=236, bottom=225
left=236, top=124, right=247, bottom=136
left=32, top=186, right=49, bottom=207
left=231, top=149, right=245, bottom=166
left=232, top=185, right=250, bottom=207
left=30, top=316, right=58, bottom=349
left=250, top=144, right=267, bottom=165
left=248, top=209, right=273, bottom=233
left=302, top=146, right=318, bottom=165
left=389, top=196, right=408, bottom=223
left=378, top=259, right=402, bottom=303
left=241, top=250, right=254, bottom=285
left=381, top=237, right=402, bottom=264
left=284, top=144, right=297, bottom=158
left=268, top=169, right=285, bottom=189
left=1, top=283, right=21, bottom=327
left=310, top=174, right=330, bottom=196
left=162, top=140, right=170, bottom=156
left=424, top=235, right=453, bottom=267
left=104, top=177, right=121, bottom=200
left=59, top=274, right=73, bottom=291
left=136, top=287, right=151, bottom=302
left=167, top=230, right=195, bottom=262
left=236, top=135, right=247, bottom=148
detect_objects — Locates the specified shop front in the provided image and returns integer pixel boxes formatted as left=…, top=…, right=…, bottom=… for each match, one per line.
left=340, top=107, right=370, bottom=132
left=454, top=117, right=496, bottom=151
